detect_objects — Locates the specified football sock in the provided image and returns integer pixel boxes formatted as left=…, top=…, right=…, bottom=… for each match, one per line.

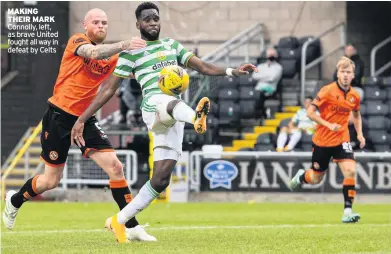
left=10, top=175, right=40, bottom=208
left=276, top=132, right=288, bottom=149
left=299, top=169, right=314, bottom=184
left=286, top=130, right=302, bottom=150
left=117, top=180, right=159, bottom=225
left=172, top=101, right=196, bottom=124
left=109, top=178, right=139, bottom=228
left=342, top=177, right=356, bottom=212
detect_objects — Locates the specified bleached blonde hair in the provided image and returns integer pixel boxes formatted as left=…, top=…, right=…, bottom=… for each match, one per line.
left=337, top=56, right=355, bottom=71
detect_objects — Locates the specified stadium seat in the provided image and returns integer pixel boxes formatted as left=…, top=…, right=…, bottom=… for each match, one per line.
left=218, top=88, right=240, bottom=101
left=256, top=133, right=274, bottom=145
left=277, top=48, right=301, bottom=61
left=364, top=101, right=389, bottom=116
left=209, top=100, right=218, bottom=117
left=300, top=143, right=313, bottom=151
left=206, top=116, right=219, bottom=129
left=367, top=116, right=391, bottom=130
left=240, top=100, right=257, bottom=119
left=218, top=76, right=239, bottom=88
left=254, top=144, right=275, bottom=151
left=280, top=60, right=297, bottom=79
left=363, top=86, right=387, bottom=101
left=209, top=88, right=220, bottom=101
left=240, top=87, right=259, bottom=100
left=277, top=36, right=300, bottom=49
left=362, top=76, right=382, bottom=86
left=373, top=144, right=391, bottom=152
left=383, top=77, right=391, bottom=85
left=300, top=132, right=313, bottom=144
left=386, top=87, right=391, bottom=100
left=239, top=75, right=257, bottom=87
left=218, top=101, right=240, bottom=125
left=359, top=104, right=366, bottom=116
left=278, top=118, right=291, bottom=129
left=368, top=131, right=391, bottom=145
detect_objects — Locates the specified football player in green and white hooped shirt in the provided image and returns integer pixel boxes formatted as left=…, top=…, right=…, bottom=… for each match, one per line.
left=276, top=96, right=318, bottom=152
left=71, top=2, right=258, bottom=243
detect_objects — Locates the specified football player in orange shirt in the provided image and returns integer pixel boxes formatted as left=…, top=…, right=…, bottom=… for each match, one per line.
left=289, top=56, right=365, bottom=223
left=2, top=8, right=157, bottom=241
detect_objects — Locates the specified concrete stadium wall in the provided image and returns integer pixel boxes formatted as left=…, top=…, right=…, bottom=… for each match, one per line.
left=69, top=1, right=347, bottom=78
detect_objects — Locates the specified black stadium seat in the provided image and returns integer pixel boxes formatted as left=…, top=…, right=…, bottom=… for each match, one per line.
left=239, top=87, right=259, bottom=100
left=363, top=86, right=387, bottom=101
left=240, top=100, right=257, bottom=119
left=218, top=101, right=240, bottom=125
left=367, top=116, right=391, bottom=130
left=254, top=144, right=275, bottom=152
left=239, top=75, right=257, bottom=87
left=362, top=76, right=382, bottom=86
left=368, top=131, right=391, bottom=145
left=364, top=101, right=389, bottom=116
left=277, top=36, right=300, bottom=49
left=280, top=60, right=297, bottom=79
left=218, top=76, right=239, bottom=88
left=277, top=48, right=301, bottom=61
left=218, top=88, right=239, bottom=101
left=256, top=133, right=274, bottom=145
left=386, top=87, right=391, bottom=100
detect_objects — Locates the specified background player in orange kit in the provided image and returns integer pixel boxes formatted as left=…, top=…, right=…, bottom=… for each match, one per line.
left=289, top=56, right=365, bottom=223
left=2, top=8, right=157, bottom=241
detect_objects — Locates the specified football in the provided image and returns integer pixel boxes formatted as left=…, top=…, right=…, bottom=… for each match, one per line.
left=158, top=65, right=190, bottom=96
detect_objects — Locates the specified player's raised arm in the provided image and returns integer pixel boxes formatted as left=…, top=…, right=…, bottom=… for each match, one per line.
left=186, top=56, right=258, bottom=77
left=76, top=37, right=146, bottom=60
left=71, top=74, right=123, bottom=147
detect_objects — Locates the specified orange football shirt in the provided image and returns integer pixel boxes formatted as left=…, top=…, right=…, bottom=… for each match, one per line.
left=312, top=82, right=361, bottom=147
left=48, top=33, right=119, bottom=116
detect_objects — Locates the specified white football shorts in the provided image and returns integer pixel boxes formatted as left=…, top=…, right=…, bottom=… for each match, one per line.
left=141, top=94, right=185, bottom=160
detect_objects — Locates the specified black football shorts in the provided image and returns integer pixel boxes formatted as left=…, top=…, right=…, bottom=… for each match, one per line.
left=40, top=103, right=113, bottom=166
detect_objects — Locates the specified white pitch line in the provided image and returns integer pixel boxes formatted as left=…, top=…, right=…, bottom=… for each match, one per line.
left=2, top=224, right=390, bottom=235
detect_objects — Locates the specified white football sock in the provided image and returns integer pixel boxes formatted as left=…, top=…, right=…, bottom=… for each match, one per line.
left=286, top=130, right=302, bottom=150
left=344, top=208, right=352, bottom=215
left=172, top=101, right=196, bottom=124
left=117, top=180, right=159, bottom=225
left=276, top=132, right=288, bottom=149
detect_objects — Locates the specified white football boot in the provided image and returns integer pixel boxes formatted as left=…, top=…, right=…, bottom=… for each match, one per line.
left=126, top=223, right=157, bottom=241
left=2, top=190, right=19, bottom=229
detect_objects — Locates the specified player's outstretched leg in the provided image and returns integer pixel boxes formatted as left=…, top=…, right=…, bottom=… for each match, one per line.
left=166, top=97, right=210, bottom=134
left=288, top=169, right=306, bottom=191
left=106, top=152, right=178, bottom=242
left=338, top=160, right=360, bottom=223
left=105, top=215, right=129, bottom=243
left=90, top=151, right=156, bottom=241
left=3, top=190, right=19, bottom=229
left=3, top=165, right=62, bottom=229
left=289, top=169, right=324, bottom=191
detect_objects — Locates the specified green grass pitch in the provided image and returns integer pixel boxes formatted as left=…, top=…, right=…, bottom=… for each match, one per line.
left=1, top=202, right=390, bottom=253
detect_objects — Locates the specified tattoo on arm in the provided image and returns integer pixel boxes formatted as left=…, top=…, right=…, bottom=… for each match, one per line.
left=76, top=41, right=130, bottom=60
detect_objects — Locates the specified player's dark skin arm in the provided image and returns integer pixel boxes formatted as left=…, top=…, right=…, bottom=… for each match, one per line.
left=187, top=56, right=258, bottom=76
left=307, top=105, right=340, bottom=131
left=71, top=75, right=123, bottom=146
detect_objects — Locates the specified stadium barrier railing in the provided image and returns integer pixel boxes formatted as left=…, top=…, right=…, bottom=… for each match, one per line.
left=60, top=149, right=138, bottom=189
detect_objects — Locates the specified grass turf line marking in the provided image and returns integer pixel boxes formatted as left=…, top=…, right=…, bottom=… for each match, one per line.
left=2, top=224, right=390, bottom=235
